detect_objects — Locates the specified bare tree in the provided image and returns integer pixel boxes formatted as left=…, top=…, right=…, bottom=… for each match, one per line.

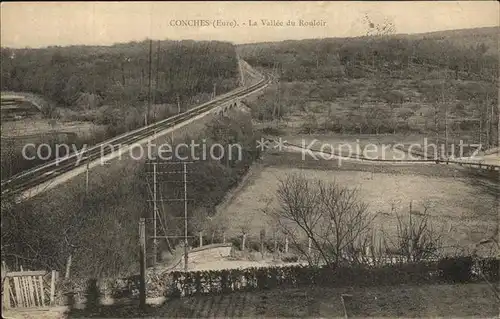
left=239, top=216, right=252, bottom=251
left=385, top=203, right=443, bottom=262
left=190, top=207, right=208, bottom=248
left=268, top=173, right=373, bottom=267
left=206, top=214, right=229, bottom=244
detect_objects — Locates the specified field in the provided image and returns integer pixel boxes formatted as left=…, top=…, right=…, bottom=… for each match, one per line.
left=0, top=118, right=104, bottom=139
left=217, top=150, right=499, bottom=253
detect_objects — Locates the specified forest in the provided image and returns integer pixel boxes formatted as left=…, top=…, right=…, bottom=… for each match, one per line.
left=238, top=27, right=498, bottom=147
left=0, top=40, right=241, bottom=179
left=1, top=39, right=239, bottom=112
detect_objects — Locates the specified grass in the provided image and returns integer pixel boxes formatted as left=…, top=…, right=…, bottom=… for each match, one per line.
left=217, top=150, right=499, bottom=253
left=56, top=282, right=499, bottom=318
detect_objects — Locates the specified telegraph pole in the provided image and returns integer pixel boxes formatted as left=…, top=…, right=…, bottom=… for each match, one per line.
left=138, top=218, right=146, bottom=309
left=85, top=159, right=89, bottom=195
left=479, top=119, right=482, bottom=147
left=146, top=161, right=193, bottom=271
left=441, top=74, right=446, bottom=157
left=155, top=41, right=161, bottom=100
left=146, top=39, right=153, bottom=126
left=152, top=162, right=158, bottom=266
left=238, top=58, right=245, bottom=87
left=276, top=63, right=281, bottom=128
left=183, top=162, right=189, bottom=271
left=445, top=107, right=449, bottom=158
left=177, top=94, right=181, bottom=114
left=271, top=62, right=277, bottom=121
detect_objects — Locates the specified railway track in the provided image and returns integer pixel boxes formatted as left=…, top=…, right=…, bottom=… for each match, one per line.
left=1, top=74, right=270, bottom=200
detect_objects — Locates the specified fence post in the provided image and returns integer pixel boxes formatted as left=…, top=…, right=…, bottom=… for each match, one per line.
left=3, top=276, right=10, bottom=309
left=242, top=234, right=247, bottom=251
left=285, top=237, right=289, bottom=254
left=139, top=218, right=146, bottom=310
left=50, top=270, right=56, bottom=306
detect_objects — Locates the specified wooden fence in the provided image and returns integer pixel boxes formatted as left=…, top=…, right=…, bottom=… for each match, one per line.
left=275, top=140, right=500, bottom=171
left=2, top=270, right=57, bottom=309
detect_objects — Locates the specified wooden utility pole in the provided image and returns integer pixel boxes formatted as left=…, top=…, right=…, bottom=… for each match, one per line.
left=139, top=218, right=146, bottom=309
left=445, top=107, right=449, bottom=157
left=155, top=41, right=161, bottom=101
left=177, top=95, right=181, bottom=114
left=152, top=162, right=158, bottom=267
left=147, top=161, right=192, bottom=271
left=276, top=63, right=281, bottom=127
left=277, top=63, right=281, bottom=126
left=485, top=93, right=490, bottom=148
left=183, top=162, right=189, bottom=271
left=441, top=76, right=446, bottom=156
left=238, top=57, right=245, bottom=87
left=85, top=158, right=89, bottom=196
left=479, top=119, right=482, bottom=147
left=146, top=39, right=153, bottom=126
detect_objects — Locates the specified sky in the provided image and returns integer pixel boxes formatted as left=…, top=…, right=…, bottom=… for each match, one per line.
left=1, top=1, right=499, bottom=48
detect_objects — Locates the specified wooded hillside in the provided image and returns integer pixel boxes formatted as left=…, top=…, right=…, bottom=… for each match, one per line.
left=238, top=27, right=498, bottom=147
left=1, top=40, right=239, bottom=109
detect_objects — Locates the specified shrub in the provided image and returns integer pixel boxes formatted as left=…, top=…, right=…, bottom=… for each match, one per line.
left=230, top=237, right=242, bottom=250
left=249, top=240, right=261, bottom=252
left=261, top=126, right=284, bottom=136
left=478, top=258, right=499, bottom=282
left=438, top=256, right=474, bottom=282
left=282, top=254, right=299, bottom=263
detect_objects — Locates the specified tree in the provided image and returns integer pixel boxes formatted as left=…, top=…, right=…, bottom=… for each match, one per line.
left=267, top=173, right=373, bottom=267
left=396, top=107, right=415, bottom=131
left=384, top=203, right=443, bottom=262
left=366, top=104, right=391, bottom=134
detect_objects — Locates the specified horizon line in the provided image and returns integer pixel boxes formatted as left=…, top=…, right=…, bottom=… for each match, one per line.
left=1, top=25, right=497, bottom=50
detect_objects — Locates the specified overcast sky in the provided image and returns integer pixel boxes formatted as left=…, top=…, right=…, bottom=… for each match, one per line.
left=1, top=1, right=498, bottom=48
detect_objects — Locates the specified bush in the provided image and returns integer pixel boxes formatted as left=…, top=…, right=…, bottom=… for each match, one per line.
left=438, top=256, right=474, bottom=283
left=263, top=239, right=276, bottom=253
left=282, top=254, right=299, bottom=263
left=478, top=258, right=499, bottom=282
left=261, top=126, right=284, bottom=136
left=249, top=240, right=261, bottom=252
left=230, top=237, right=241, bottom=250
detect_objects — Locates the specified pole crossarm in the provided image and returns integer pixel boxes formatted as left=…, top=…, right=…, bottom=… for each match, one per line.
left=146, top=160, right=193, bottom=272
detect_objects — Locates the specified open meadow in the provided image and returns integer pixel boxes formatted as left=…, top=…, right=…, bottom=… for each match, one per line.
left=217, top=151, right=499, bottom=255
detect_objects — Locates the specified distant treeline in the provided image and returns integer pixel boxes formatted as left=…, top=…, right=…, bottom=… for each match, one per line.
left=1, top=40, right=239, bottom=109
left=238, top=28, right=498, bottom=82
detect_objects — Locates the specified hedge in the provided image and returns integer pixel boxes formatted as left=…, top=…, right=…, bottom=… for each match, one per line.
left=164, top=257, right=499, bottom=298
left=55, top=257, right=499, bottom=303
